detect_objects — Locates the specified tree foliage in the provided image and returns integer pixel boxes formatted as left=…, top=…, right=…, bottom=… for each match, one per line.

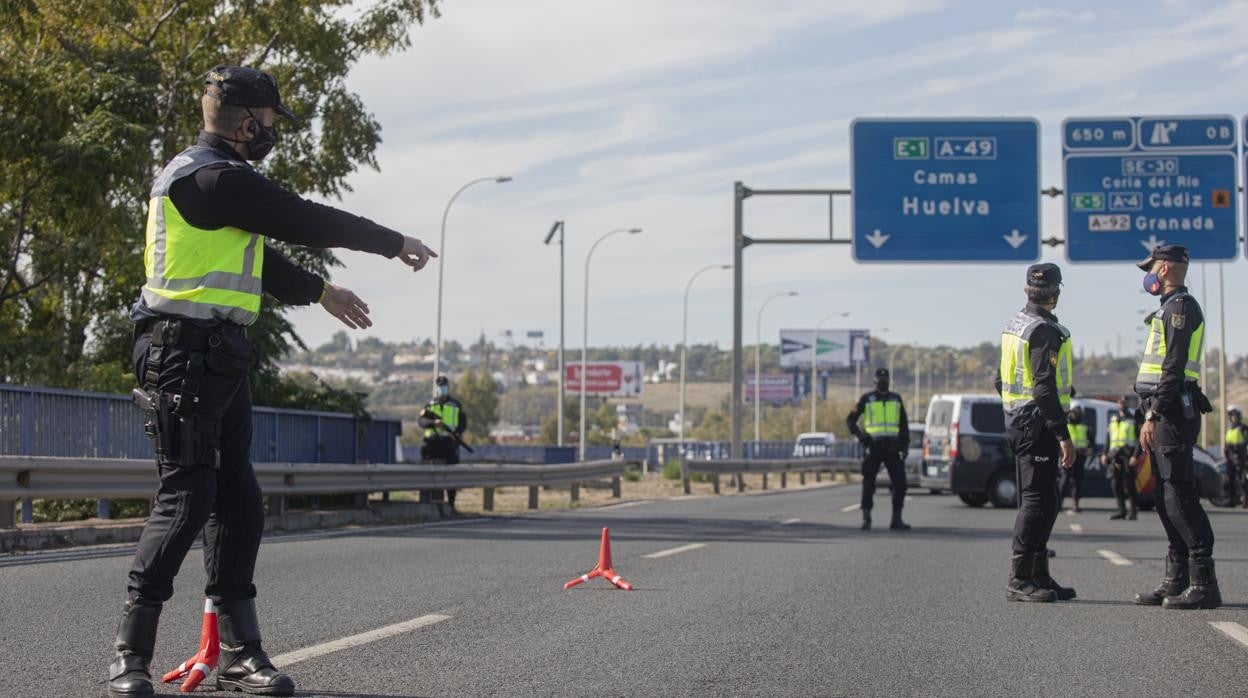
left=0, top=0, right=439, bottom=411
left=456, top=369, right=500, bottom=441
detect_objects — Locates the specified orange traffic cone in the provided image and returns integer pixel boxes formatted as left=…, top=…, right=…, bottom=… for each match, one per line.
left=563, top=527, right=633, bottom=590
left=161, top=598, right=219, bottom=692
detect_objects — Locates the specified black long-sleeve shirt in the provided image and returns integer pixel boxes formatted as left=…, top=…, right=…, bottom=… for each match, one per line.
left=995, top=303, right=1070, bottom=442
left=846, top=390, right=910, bottom=448
left=132, top=131, right=404, bottom=319
left=1136, top=286, right=1204, bottom=420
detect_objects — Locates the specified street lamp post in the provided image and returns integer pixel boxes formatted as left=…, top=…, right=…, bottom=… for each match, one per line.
left=754, top=291, right=798, bottom=451
left=544, top=221, right=566, bottom=446
left=680, top=264, right=731, bottom=450
left=580, top=227, right=643, bottom=460
left=432, top=175, right=512, bottom=392
left=810, top=313, right=850, bottom=433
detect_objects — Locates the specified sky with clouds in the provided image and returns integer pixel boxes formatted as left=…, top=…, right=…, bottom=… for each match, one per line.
left=286, top=0, right=1248, bottom=360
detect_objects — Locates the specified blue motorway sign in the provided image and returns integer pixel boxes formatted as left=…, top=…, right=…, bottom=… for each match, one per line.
left=1063, top=115, right=1238, bottom=262
left=851, top=118, right=1040, bottom=262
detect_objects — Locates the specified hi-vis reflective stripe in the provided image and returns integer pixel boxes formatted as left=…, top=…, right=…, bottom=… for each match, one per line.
left=1000, top=311, right=1072, bottom=411
left=145, top=272, right=263, bottom=295
left=1136, top=298, right=1204, bottom=385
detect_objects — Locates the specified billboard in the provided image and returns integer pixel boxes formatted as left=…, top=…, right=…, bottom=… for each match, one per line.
left=744, top=374, right=798, bottom=404
left=779, top=329, right=870, bottom=369
left=565, top=361, right=643, bottom=397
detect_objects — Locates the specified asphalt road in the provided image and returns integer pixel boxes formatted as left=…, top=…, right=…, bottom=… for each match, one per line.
left=4, top=483, right=1248, bottom=697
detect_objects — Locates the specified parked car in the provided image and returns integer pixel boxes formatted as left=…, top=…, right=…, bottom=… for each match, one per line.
left=918, top=393, right=1193, bottom=509
left=875, top=421, right=924, bottom=489
left=792, top=432, right=838, bottom=458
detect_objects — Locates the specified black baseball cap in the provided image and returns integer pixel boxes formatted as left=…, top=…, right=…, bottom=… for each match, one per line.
left=874, top=368, right=889, bottom=380
left=1136, top=243, right=1189, bottom=271
left=1025, top=263, right=1062, bottom=289
left=436, top=375, right=449, bottom=386
left=204, top=66, right=297, bottom=123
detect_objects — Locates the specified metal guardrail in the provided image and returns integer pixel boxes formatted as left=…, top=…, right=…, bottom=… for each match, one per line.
left=682, top=456, right=859, bottom=495
left=0, top=456, right=635, bottom=528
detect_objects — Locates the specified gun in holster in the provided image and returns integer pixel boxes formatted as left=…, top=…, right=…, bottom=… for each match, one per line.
left=132, top=388, right=220, bottom=469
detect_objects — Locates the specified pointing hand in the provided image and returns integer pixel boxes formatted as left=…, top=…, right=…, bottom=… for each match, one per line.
left=399, top=236, right=437, bottom=271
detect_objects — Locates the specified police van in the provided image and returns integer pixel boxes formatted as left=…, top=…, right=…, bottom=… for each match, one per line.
left=920, top=394, right=1118, bottom=507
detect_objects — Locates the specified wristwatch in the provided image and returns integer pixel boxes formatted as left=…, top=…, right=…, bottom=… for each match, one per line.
left=1144, top=410, right=1159, bottom=422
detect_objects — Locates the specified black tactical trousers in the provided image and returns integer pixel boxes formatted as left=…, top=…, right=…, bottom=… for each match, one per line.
left=1148, top=416, right=1214, bottom=558
left=860, top=440, right=906, bottom=512
left=127, top=329, right=264, bottom=607
left=1110, top=455, right=1138, bottom=512
left=1009, top=425, right=1060, bottom=555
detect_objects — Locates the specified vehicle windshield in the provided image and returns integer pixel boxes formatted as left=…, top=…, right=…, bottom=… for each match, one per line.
left=928, top=400, right=954, bottom=432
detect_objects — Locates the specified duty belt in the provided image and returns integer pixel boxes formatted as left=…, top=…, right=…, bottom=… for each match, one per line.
left=137, top=317, right=245, bottom=351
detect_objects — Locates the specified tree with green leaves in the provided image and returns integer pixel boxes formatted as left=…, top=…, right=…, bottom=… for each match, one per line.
left=456, top=369, right=499, bottom=442
left=0, top=0, right=439, bottom=409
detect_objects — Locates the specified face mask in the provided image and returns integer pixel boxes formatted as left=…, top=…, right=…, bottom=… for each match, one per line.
left=875, top=379, right=889, bottom=392
left=242, top=109, right=277, bottom=161
left=437, top=386, right=449, bottom=398
left=1142, top=272, right=1163, bottom=296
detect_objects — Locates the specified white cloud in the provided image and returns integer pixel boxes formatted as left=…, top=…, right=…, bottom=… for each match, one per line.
left=1016, top=8, right=1097, bottom=23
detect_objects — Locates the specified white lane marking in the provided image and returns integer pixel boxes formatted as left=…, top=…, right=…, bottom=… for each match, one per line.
left=1097, top=549, right=1133, bottom=566
left=271, top=614, right=452, bottom=667
left=841, top=503, right=861, bottom=512
left=1070, top=524, right=1084, bottom=534
left=779, top=518, right=802, bottom=526
left=598, top=500, right=648, bottom=510
left=1210, top=622, right=1248, bottom=650
left=643, top=543, right=707, bottom=559
left=904, top=496, right=913, bottom=501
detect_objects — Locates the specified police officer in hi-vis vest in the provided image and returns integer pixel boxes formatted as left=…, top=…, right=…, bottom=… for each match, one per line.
left=847, top=368, right=911, bottom=531
left=419, top=375, right=469, bottom=510
left=1103, top=396, right=1142, bottom=520
left=110, top=66, right=436, bottom=697
left=996, top=263, right=1077, bottom=603
left=1132, top=244, right=1219, bottom=610
left=1058, top=405, right=1093, bottom=513
left=1224, top=406, right=1247, bottom=508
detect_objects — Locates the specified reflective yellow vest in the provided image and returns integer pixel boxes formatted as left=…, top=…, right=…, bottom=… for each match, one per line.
left=1067, top=422, right=1089, bottom=449
left=999, top=310, right=1073, bottom=413
left=1136, top=293, right=1203, bottom=388
left=424, top=401, right=461, bottom=440
left=862, top=395, right=902, bottom=438
left=1108, top=415, right=1137, bottom=450
left=140, top=147, right=264, bottom=325
left=1228, top=424, right=1247, bottom=447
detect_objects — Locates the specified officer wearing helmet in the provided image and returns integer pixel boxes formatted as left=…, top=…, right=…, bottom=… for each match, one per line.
left=1225, top=406, right=1247, bottom=508
left=846, top=368, right=911, bottom=531
left=420, top=375, right=469, bottom=512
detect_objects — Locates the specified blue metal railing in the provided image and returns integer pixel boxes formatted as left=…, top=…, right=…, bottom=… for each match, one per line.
left=0, top=383, right=402, bottom=523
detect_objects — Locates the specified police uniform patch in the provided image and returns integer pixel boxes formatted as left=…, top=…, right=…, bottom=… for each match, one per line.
left=1049, top=352, right=1058, bottom=367
left=1171, top=313, right=1186, bottom=330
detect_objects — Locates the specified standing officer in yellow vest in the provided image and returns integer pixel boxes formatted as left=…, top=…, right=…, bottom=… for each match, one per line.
left=1059, top=405, right=1092, bottom=513
left=110, top=66, right=436, bottom=698
left=1224, top=406, right=1246, bottom=508
left=1131, top=245, right=1219, bottom=610
left=847, top=368, right=910, bottom=531
left=419, top=375, right=468, bottom=511
left=996, top=263, right=1077, bottom=603
left=1104, top=396, right=1142, bottom=520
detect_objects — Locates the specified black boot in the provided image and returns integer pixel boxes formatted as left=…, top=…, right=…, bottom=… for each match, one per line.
left=1072, top=498, right=1081, bottom=514
left=889, top=508, right=910, bottom=530
left=107, top=602, right=161, bottom=697
left=861, top=509, right=871, bottom=530
left=1163, top=555, right=1222, bottom=610
left=1006, top=552, right=1056, bottom=602
left=1034, top=550, right=1076, bottom=600
left=1127, top=499, right=1138, bottom=521
left=216, top=599, right=296, bottom=696
left=1109, top=507, right=1126, bottom=520
left=1134, top=552, right=1188, bottom=605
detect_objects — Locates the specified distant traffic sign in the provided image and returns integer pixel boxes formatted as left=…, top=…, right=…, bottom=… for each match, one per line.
left=1063, top=115, right=1238, bottom=262
left=851, top=118, right=1040, bottom=262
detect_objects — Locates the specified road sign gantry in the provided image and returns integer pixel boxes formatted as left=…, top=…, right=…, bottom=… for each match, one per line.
left=1063, top=115, right=1238, bottom=262
left=851, top=118, right=1041, bottom=263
